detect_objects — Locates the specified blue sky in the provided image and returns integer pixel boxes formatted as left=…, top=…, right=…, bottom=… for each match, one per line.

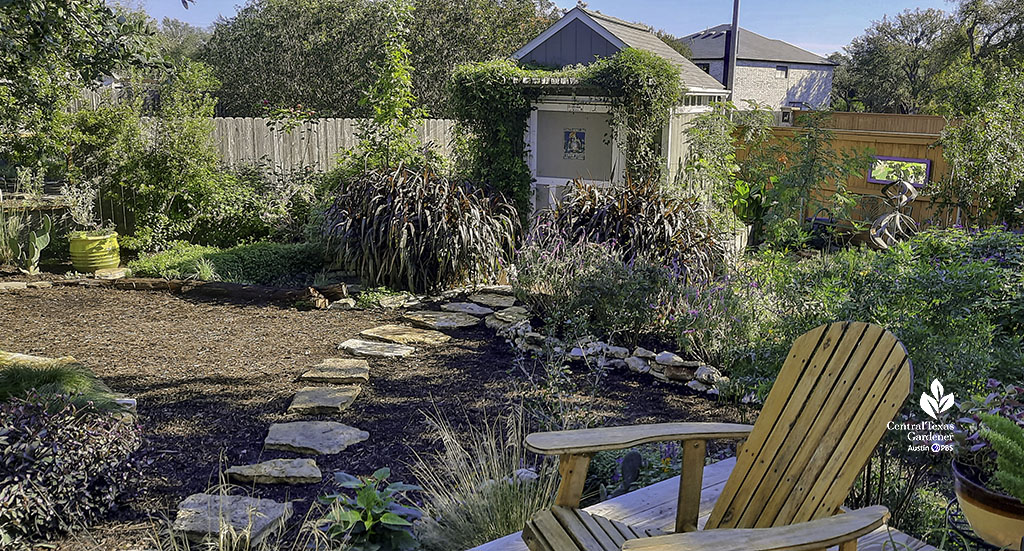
left=141, top=0, right=953, bottom=56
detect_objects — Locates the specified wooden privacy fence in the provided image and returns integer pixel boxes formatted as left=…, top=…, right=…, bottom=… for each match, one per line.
left=212, top=118, right=457, bottom=172
left=744, top=111, right=964, bottom=229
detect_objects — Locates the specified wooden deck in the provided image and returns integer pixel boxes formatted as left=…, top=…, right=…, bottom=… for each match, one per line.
left=471, top=458, right=937, bottom=551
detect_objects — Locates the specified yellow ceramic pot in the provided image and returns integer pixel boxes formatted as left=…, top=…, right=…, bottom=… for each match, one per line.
left=69, top=231, right=120, bottom=273
left=953, top=460, right=1024, bottom=550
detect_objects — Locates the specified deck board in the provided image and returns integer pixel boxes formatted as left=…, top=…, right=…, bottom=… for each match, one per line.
left=469, top=458, right=937, bottom=551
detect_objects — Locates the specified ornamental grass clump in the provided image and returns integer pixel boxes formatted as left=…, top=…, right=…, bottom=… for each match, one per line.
left=323, top=166, right=519, bottom=293
left=548, top=178, right=725, bottom=283
left=411, top=407, right=558, bottom=550
left=0, top=354, right=121, bottom=411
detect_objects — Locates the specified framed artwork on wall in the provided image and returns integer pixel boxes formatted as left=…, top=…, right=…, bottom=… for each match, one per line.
left=563, top=128, right=585, bottom=160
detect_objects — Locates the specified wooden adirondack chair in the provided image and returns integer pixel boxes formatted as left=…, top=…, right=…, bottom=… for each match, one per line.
left=522, top=321, right=913, bottom=551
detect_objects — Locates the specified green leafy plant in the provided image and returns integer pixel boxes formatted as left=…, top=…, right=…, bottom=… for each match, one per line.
left=580, top=48, right=682, bottom=181
left=323, top=166, right=518, bottom=293
left=0, top=392, right=142, bottom=546
left=448, top=59, right=538, bottom=216
left=412, top=406, right=559, bottom=550
left=128, top=241, right=324, bottom=285
left=318, top=468, right=421, bottom=551
left=7, top=214, right=52, bottom=275
left=979, top=412, right=1024, bottom=501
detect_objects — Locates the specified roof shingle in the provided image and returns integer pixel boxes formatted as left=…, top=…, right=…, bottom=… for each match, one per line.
left=582, top=9, right=725, bottom=90
left=682, top=24, right=833, bottom=65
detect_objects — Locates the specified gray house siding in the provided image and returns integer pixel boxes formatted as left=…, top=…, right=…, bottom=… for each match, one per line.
left=519, top=19, right=619, bottom=68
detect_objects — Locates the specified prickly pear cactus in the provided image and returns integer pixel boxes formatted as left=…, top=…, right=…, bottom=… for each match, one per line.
left=10, top=215, right=52, bottom=275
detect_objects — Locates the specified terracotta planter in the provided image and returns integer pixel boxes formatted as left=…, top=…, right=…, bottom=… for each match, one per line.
left=952, top=460, right=1024, bottom=550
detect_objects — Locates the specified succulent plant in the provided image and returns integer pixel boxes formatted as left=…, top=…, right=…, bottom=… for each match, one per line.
left=7, top=214, right=51, bottom=275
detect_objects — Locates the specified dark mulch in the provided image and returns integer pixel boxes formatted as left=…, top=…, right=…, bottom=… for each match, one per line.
left=0, top=282, right=749, bottom=550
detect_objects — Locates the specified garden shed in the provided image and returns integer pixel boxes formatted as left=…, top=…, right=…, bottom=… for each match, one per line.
left=512, top=7, right=729, bottom=210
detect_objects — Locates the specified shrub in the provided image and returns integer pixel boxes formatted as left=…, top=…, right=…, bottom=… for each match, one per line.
left=128, top=241, right=324, bottom=285
left=0, top=393, right=142, bottom=545
left=723, top=228, right=1024, bottom=398
left=547, top=179, right=724, bottom=283
left=0, top=354, right=120, bottom=411
left=323, top=166, right=518, bottom=293
left=513, top=231, right=679, bottom=346
left=412, top=407, right=558, bottom=551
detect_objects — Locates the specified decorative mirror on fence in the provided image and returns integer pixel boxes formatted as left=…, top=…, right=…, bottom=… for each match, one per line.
left=867, top=156, right=931, bottom=187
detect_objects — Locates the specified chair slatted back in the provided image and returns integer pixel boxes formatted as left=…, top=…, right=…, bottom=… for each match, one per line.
left=706, top=321, right=913, bottom=530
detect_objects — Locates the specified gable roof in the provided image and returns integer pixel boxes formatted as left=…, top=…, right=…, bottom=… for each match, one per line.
left=682, top=25, right=834, bottom=65
left=513, top=7, right=725, bottom=92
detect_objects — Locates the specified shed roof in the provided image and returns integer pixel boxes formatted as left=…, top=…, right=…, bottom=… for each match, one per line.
left=681, top=25, right=834, bottom=65
left=513, top=7, right=726, bottom=92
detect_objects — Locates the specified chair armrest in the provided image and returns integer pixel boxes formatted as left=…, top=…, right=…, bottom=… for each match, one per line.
left=526, top=422, right=754, bottom=456
left=621, top=506, right=890, bottom=551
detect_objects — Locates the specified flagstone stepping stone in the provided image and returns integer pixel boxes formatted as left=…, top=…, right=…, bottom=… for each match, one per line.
left=338, top=338, right=414, bottom=358
left=288, top=386, right=361, bottom=414
left=264, top=421, right=369, bottom=455
left=173, top=493, right=291, bottom=543
left=225, top=458, right=322, bottom=484
left=494, top=306, right=530, bottom=323
left=299, top=359, right=370, bottom=384
left=360, top=324, right=450, bottom=345
left=468, top=293, right=516, bottom=308
left=441, top=302, right=494, bottom=316
left=404, top=311, right=481, bottom=330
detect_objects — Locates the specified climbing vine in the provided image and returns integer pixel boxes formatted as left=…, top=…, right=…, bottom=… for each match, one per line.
left=448, top=49, right=683, bottom=218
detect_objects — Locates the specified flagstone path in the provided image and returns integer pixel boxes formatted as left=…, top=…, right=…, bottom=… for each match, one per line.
left=174, top=287, right=520, bottom=542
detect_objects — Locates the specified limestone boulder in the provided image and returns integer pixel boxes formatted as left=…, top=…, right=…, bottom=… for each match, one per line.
left=173, top=494, right=291, bottom=543
left=225, top=458, right=322, bottom=484
left=264, top=421, right=369, bottom=455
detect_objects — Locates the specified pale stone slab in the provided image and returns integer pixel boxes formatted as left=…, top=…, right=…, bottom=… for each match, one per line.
left=655, top=351, right=686, bottom=367
left=404, top=311, right=481, bottom=330
left=288, top=386, right=361, bottom=414
left=95, top=267, right=128, bottom=280
left=329, top=298, right=356, bottom=310
left=468, top=293, right=516, bottom=308
left=360, top=324, right=451, bottom=345
left=442, top=302, right=494, bottom=316
left=0, top=282, right=27, bottom=291
left=173, top=493, right=291, bottom=543
left=226, top=458, right=322, bottom=484
left=338, top=338, right=414, bottom=358
left=26, top=281, right=52, bottom=289
left=264, top=421, right=369, bottom=455
left=494, top=306, right=530, bottom=324
left=300, top=359, right=370, bottom=384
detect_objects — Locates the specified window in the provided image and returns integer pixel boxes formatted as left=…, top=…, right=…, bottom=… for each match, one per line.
left=867, top=156, right=931, bottom=187
left=775, top=65, right=789, bottom=79
left=696, top=62, right=711, bottom=74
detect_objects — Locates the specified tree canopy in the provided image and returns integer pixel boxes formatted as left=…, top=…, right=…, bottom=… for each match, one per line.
left=199, top=0, right=559, bottom=118
left=0, top=0, right=157, bottom=156
left=832, top=0, right=1024, bottom=114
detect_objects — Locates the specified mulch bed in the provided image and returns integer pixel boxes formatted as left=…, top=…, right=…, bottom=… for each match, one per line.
left=0, top=280, right=750, bottom=550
